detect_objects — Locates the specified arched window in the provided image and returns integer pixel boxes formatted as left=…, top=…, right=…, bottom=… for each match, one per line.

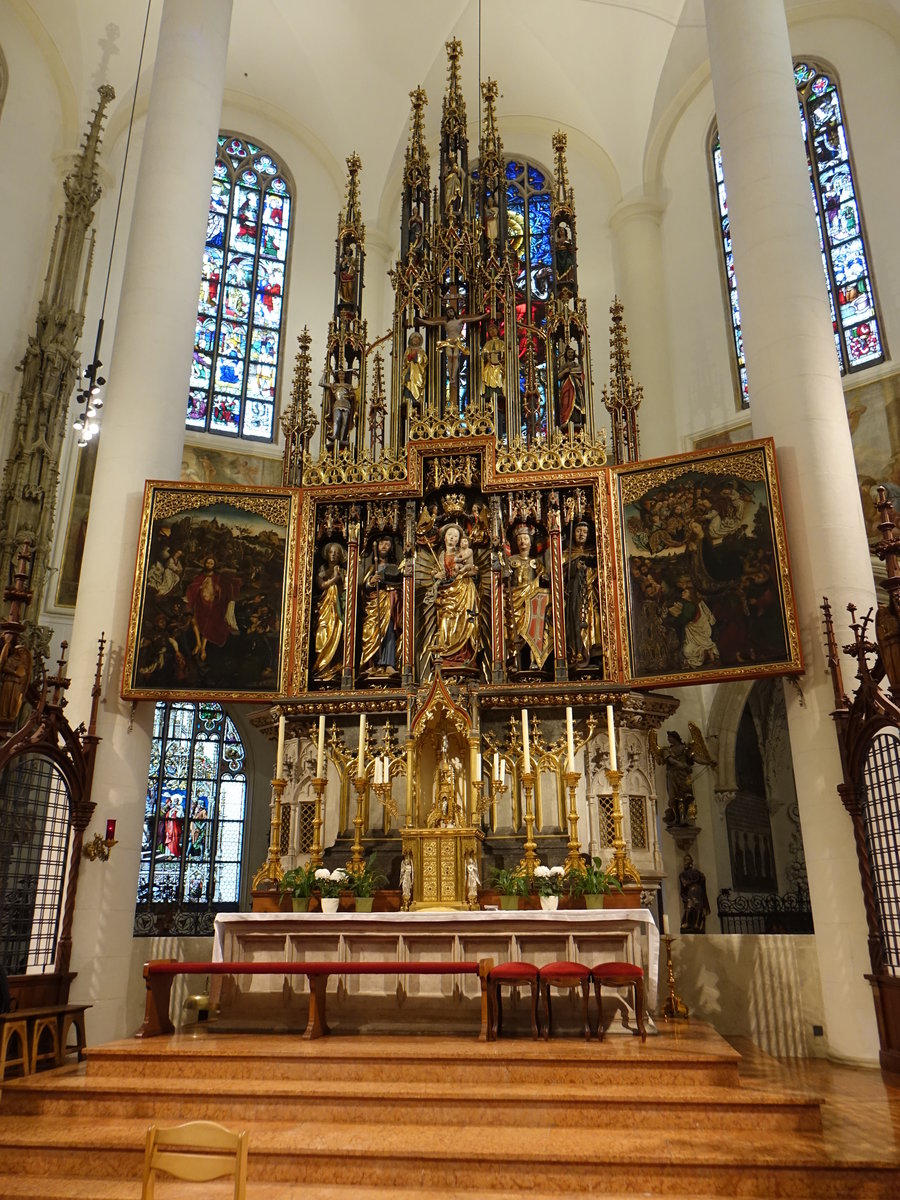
left=505, top=158, right=553, bottom=439
left=187, top=134, right=293, bottom=440
left=135, top=701, right=248, bottom=936
left=712, top=61, right=883, bottom=406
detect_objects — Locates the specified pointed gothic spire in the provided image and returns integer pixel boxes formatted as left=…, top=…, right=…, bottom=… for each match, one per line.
left=342, top=152, right=365, bottom=238
left=441, top=38, right=467, bottom=143
left=551, top=130, right=574, bottom=208
left=404, top=86, right=430, bottom=191
left=602, top=297, right=642, bottom=463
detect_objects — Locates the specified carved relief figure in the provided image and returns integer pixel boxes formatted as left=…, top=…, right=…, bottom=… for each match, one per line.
left=359, top=534, right=403, bottom=677
left=313, top=542, right=346, bottom=681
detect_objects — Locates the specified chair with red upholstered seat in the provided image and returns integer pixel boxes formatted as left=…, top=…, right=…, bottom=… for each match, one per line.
left=591, top=960, right=646, bottom=1042
left=486, top=961, right=539, bottom=1040
left=538, top=961, right=591, bottom=1040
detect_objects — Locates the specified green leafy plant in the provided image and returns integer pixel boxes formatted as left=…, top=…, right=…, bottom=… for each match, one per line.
left=532, top=864, right=566, bottom=897
left=565, top=856, right=623, bottom=898
left=347, top=854, right=387, bottom=898
left=314, top=866, right=351, bottom=898
left=279, top=862, right=319, bottom=899
left=491, top=866, right=528, bottom=897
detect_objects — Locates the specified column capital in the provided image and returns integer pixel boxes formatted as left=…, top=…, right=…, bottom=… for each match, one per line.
left=609, top=190, right=670, bottom=234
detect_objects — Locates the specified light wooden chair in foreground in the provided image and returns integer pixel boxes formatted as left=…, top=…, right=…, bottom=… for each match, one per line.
left=142, top=1119, right=248, bottom=1199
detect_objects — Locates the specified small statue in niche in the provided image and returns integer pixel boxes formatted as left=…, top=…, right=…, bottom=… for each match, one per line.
left=443, top=153, right=464, bottom=217
left=312, top=542, right=346, bottom=682
left=505, top=524, right=552, bottom=673
left=401, top=331, right=427, bottom=416
left=321, top=369, right=357, bottom=452
left=338, top=242, right=358, bottom=307
left=679, top=854, right=711, bottom=934
left=563, top=517, right=602, bottom=670
left=556, top=343, right=586, bottom=435
left=649, top=724, right=715, bottom=827
left=427, top=735, right=464, bottom=828
left=358, top=534, right=403, bottom=679
left=465, top=852, right=480, bottom=910
left=400, top=851, right=414, bottom=911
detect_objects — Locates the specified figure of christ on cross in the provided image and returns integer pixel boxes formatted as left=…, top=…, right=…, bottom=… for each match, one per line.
left=417, top=288, right=488, bottom=414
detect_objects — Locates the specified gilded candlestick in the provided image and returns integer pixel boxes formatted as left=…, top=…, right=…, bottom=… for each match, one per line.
left=518, top=769, right=540, bottom=874
left=604, top=766, right=640, bottom=887
left=251, top=776, right=287, bottom=889
left=563, top=768, right=583, bottom=872
left=350, top=774, right=368, bottom=872
left=310, top=776, right=326, bottom=869
left=661, top=933, right=689, bottom=1020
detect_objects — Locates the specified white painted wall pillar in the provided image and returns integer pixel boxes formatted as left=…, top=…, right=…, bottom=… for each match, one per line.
left=66, top=0, right=233, bottom=1041
left=704, top=0, right=878, bottom=1062
left=608, top=191, right=678, bottom=458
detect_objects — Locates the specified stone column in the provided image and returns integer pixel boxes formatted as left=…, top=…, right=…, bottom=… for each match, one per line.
left=66, top=0, right=233, bottom=1041
left=704, top=0, right=878, bottom=1062
left=608, top=191, right=677, bottom=458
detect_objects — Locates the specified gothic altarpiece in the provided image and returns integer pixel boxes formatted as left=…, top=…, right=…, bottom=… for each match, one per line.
left=124, top=43, right=800, bottom=910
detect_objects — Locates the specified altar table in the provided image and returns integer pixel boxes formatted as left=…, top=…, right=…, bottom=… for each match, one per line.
left=210, top=909, right=660, bottom=1036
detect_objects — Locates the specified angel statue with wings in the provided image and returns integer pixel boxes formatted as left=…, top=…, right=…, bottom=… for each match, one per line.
left=649, top=724, right=716, bottom=827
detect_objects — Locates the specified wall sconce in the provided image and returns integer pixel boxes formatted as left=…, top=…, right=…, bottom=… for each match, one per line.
left=83, top=819, right=118, bottom=862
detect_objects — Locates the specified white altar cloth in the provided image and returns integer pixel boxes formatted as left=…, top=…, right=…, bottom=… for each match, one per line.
left=211, top=909, right=660, bottom=1031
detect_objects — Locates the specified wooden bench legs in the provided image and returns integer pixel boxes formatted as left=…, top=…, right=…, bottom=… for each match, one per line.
left=301, top=975, right=330, bottom=1040
left=135, top=961, right=177, bottom=1038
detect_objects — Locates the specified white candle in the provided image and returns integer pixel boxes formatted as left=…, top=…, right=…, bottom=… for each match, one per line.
left=566, top=707, right=575, bottom=772
left=522, top=709, right=531, bottom=774
left=374, top=758, right=383, bottom=786
left=500, top=759, right=506, bottom=786
left=476, top=751, right=482, bottom=780
left=275, top=712, right=286, bottom=778
left=662, top=914, right=670, bottom=936
left=382, top=753, right=390, bottom=783
left=493, top=751, right=500, bottom=783
left=606, top=704, right=617, bottom=772
left=316, top=715, right=326, bottom=778
left=357, top=714, right=366, bottom=777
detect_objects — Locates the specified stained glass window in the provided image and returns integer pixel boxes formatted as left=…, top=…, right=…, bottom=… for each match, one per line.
left=135, top=701, right=248, bottom=936
left=506, top=159, right=553, bottom=439
left=187, top=135, right=293, bottom=440
left=712, top=61, right=882, bottom=407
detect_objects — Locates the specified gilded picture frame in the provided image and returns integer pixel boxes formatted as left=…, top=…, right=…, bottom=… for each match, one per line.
left=611, top=438, right=802, bottom=688
left=123, top=482, right=300, bottom=701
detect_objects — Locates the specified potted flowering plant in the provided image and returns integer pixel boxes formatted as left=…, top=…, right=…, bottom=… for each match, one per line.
left=347, top=855, right=387, bottom=912
left=315, top=866, right=351, bottom=912
left=491, top=866, right=528, bottom=910
left=279, top=862, right=318, bottom=912
left=565, top=856, right=623, bottom=908
left=532, top=864, right=566, bottom=910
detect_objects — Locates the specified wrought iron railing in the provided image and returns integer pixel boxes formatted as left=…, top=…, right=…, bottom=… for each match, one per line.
left=716, top=885, right=814, bottom=934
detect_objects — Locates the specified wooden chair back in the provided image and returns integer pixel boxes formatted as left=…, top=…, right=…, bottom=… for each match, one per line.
left=141, top=1120, right=248, bottom=1198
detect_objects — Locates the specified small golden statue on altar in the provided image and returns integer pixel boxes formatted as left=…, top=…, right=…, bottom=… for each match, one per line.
left=426, top=735, right=464, bottom=827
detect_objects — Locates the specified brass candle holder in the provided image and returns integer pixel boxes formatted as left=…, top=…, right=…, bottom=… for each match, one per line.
left=518, top=769, right=540, bottom=874
left=661, top=933, right=689, bottom=1020
left=604, top=766, right=640, bottom=887
left=350, top=774, right=368, bottom=872
left=251, top=776, right=287, bottom=889
left=310, top=776, right=326, bottom=869
left=563, top=768, right=584, bottom=872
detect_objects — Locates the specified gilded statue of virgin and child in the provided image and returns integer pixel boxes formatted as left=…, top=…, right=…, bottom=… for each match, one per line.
left=428, top=522, right=480, bottom=666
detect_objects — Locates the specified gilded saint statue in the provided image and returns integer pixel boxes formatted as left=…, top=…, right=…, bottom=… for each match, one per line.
left=358, top=534, right=403, bottom=679
left=506, top=524, right=552, bottom=672
left=564, top=518, right=602, bottom=669
left=427, top=735, right=464, bottom=827
left=401, top=331, right=427, bottom=416
left=312, top=542, right=346, bottom=681
left=430, top=523, right=479, bottom=666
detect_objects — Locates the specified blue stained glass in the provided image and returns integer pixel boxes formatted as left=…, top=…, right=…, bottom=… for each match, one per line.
left=243, top=400, right=274, bottom=439
left=527, top=165, right=546, bottom=189
left=506, top=160, right=523, bottom=180
left=196, top=318, right=216, bottom=354
left=215, top=358, right=242, bottom=392
left=225, top=253, right=254, bottom=288
left=251, top=328, right=279, bottom=363
left=211, top=393, right=240, bottom=432
left=713, top=61, right=881, bottom=402
left=218, top=321, right=246, bottom=359
left=223, top=286, right=250, bottom=322
left=528, top=194, right=552, bottom=264
left=189, top=134, right=292, bottom=440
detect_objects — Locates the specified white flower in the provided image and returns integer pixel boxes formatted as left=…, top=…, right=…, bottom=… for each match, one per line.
left=550, top=865, right=565, bottom=877
left=533, top=865, right=551, bottom=878
left=331, top=867, right=349, bottom=882
left=314, top=868, right=331, bottom=881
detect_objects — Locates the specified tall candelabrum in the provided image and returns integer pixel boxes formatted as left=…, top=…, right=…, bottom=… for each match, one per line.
left=251, top=774, right=287, bottom=890
left=563, top=769, right=584, bottom=873
left=604, top=766, right=641, bottom=887
left=518, top=770, right=540, bottom=874
left=351, top=751, right=399, bottom=872
left=310, top=776, right=326, bottom=869
left=661, top=933, right=689, bottom=1020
